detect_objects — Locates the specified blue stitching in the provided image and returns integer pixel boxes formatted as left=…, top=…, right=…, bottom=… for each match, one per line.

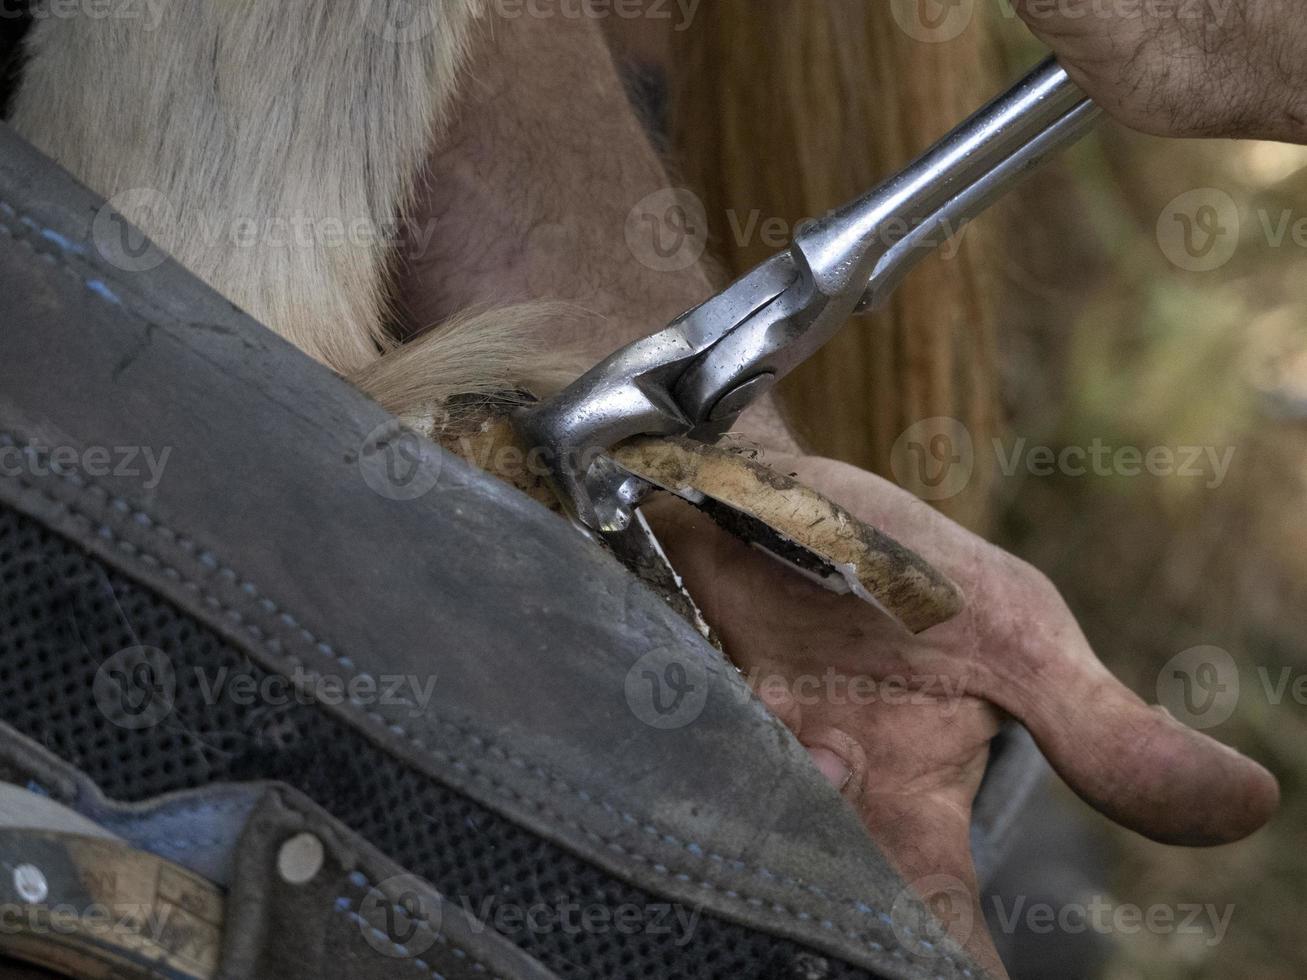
left=332, top=870, right=493, bottom=978
left=333, top=906, right=449, bottom=980
left=0, top=199, right=970, bottom=977
left=0, top=211, right=122, bottom=309
left=0, top=431, right=964, bottom=977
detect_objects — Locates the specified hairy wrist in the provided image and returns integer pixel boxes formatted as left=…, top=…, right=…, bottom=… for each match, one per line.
left=1019, top=0, right=1307, bottom=142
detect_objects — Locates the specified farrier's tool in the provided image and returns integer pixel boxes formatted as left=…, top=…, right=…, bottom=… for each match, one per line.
left=517, top=57, right=1099, bottom=527
left=513, top=57, right=1099, bottom=634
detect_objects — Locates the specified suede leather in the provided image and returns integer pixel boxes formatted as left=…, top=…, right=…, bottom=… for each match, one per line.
left=0, top=728, right=561, bottom=980
left=0, top=121, right=993, bottom=980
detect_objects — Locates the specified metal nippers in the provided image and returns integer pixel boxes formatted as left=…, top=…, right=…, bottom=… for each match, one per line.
left=516, top=56, right=1102, bottom=532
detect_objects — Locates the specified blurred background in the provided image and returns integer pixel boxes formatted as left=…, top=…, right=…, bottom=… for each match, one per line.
left=616, top=1, right=1307, bottom=977
left=982, top=46, right=1307, bottom=980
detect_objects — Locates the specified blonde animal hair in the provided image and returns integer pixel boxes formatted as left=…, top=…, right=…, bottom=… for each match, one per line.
left=668, top=1, right=1001, bottom=528
left=11, top=0, right=1001, bottom=501
left=10, top=0, right=485, bottom=377
left=349, top=303, right=586, bottom=431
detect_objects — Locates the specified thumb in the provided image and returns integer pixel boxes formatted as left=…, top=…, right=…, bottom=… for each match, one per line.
left=985, top=633, right=1278, bottom=846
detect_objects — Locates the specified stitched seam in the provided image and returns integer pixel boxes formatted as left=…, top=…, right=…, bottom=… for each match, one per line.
left=0, top=431, right=964, bottom=975
left=263, top=795, right=498, bottom=977
left=339, top=870, right=493, bottom=978
left=333, top=905, right=452, bottom=980
left=0, top=201, right=128, bottom=308
left=0, top=443, right=958, bottom=976
left=0, top=209, right=969, bottom=976
left=333, top=903, right=447, bottom=980
left=0, top=206, right=894, bottom=921
left=326, top=871, right=495, bottom=978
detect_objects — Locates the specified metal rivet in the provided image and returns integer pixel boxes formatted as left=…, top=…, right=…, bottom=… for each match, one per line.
left=709, top=373, right=777, bottom=422
left=277, top=833, right=325, bottom=885
left=13, top=864, right=48, bottom=904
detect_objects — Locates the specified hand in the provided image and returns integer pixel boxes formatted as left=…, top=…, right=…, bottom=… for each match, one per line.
left=399, top=13, right=1278, bottom=973
left=646, top=451, right=1279, bottom=977
left=1015, top=0, right=1307, bottom=142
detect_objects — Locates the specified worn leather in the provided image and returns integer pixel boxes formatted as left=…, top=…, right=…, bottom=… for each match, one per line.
left=0, top=121, right=992, bottom=980
left=0, top=732, right=561, bottom=980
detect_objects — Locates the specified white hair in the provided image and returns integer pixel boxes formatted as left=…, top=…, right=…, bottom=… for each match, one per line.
left=11, top=0, right=572, bottom=416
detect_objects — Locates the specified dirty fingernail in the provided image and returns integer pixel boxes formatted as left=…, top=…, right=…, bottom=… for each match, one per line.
left=808, top=746, right=853, bottom=792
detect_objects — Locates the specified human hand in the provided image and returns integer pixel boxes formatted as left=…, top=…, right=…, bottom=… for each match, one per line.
left=646, top=451, right=1279, bottom=977
left=1015, top=0, right=1307, bottom=141
left=397, top=12, right=1278, bottom=971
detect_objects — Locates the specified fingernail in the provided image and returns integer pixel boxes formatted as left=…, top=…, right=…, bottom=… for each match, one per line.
left=808, top=746, right=853, bottom=793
